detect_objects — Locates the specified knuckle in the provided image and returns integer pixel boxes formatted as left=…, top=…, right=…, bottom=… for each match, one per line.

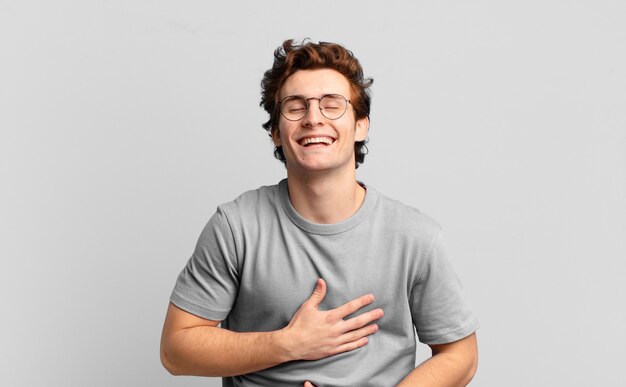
left=324, top=313, right=336, bottom=325
left=351, top=316, right=366, bottom=329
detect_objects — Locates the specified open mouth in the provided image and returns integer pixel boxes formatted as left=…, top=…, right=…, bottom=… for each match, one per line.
left=299, top=137, right=335, bottom=147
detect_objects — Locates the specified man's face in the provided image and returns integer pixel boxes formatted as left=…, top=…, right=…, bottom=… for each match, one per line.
left=273, top=69, right=369, bottom=175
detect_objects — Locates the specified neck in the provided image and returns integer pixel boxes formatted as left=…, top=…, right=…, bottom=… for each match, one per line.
left=286, top=168, right=366, bottom=224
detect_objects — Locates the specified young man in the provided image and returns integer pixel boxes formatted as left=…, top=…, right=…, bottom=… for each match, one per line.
left=160, top=40, right=479, bottom=387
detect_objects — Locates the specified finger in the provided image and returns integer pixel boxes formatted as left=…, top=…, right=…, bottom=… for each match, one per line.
left=341, top=308, right=384, bottom=332
left=339, top=323, right=379, bottom=344
left=307, top=278, right=327, bottom=309
left=304, top=382, right=317, bottom=387
left=330, top=293, right=375, bottom=320
left=329, top=336, right=370, bottom=356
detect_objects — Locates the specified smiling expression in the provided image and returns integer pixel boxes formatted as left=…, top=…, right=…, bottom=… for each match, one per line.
left=272, top=69, right=369, bottom=175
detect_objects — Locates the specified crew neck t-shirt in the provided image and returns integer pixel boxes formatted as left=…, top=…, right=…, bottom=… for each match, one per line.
left=170, top=179, right=479, bottom=387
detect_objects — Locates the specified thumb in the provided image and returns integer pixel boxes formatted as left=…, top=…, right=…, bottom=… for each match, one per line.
left=304, top=382, right=318, bottom=387
left=308, top=278, right=326, bottom=309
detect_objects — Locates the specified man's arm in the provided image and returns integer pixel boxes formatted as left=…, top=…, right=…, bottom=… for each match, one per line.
left=396, top=333, right=478, bottom=387
left=160, top=278, right=383, bottom=376
left=302, top=334, right=478, bottom=387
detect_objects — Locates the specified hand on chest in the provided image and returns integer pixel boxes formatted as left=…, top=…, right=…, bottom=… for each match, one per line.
left=231, top=241, right=406, bottom=331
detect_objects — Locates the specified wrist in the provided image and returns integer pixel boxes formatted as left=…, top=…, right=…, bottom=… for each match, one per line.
left=271, top=327, right=297, bottom=363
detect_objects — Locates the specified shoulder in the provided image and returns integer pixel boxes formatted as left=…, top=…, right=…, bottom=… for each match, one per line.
left=194, top=182, right=283, bottom=251
left=209, top=181, right=285, bottom=239
left=366, top=185, right=442, bottom=246
left=370, top=186, right=441, bottom=230
left=217, top=181, right=282, bottom=218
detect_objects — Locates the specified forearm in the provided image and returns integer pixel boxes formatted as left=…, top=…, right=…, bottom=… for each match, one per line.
left=160, top=280, right=382, bottom=378
left=161, top=325, right=289, bottom=377
left=397, top=353, right=476, bottom=386
left=397, top=335, right=478, bottom=387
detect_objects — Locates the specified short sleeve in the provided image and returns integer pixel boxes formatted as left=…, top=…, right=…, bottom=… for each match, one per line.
left=169, top=207, right=240, bottom=321
left=410, top=229, right=479, bottom=344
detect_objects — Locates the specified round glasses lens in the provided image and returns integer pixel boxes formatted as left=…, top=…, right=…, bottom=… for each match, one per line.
left=320, top=95, right=347, bottom=120
left=281, top=96, right=308, bottom=121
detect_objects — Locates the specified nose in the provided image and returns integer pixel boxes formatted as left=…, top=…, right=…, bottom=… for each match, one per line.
left=302, top=98, right=324, bottom=127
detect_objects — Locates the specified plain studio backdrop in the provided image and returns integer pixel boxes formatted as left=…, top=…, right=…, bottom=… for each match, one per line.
left=1, top=1, right=625, bottom=386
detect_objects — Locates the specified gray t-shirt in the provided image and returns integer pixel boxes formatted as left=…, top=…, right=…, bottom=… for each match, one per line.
left=171, top=179, right=479, bottom=387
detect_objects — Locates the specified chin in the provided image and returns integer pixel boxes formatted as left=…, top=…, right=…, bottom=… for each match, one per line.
left=284, top=152, right=355, bottom=174
left=289, top=164, right=333, bottom=173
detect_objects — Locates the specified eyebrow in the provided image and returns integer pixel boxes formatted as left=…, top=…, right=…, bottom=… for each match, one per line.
left=281, top=93, right=345, bottom=100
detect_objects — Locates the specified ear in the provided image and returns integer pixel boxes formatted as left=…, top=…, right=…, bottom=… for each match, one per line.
left=355, top=117, right=369, bottom=142
left=271, top=127, right=281, bottom=146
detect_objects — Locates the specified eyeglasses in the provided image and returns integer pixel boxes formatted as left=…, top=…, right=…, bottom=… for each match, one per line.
left=279, top=94, right=351, bottom=121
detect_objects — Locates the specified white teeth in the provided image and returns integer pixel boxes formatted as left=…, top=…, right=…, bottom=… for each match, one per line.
left=300, top=137, right=334, bottom=146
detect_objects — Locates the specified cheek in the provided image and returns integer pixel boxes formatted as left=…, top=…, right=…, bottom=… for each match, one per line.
left=273, top=123, right=294, bottom=147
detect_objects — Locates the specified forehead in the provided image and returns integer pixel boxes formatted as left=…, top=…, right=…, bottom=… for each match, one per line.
left=280, top=69, right=352, bottom=99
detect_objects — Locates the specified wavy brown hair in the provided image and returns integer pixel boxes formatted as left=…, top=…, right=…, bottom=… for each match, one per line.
left=260, top=39, right=373, bottom=168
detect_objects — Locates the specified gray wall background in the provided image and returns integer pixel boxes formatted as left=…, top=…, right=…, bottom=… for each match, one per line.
left=1, top=1, right=625, bottom=386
